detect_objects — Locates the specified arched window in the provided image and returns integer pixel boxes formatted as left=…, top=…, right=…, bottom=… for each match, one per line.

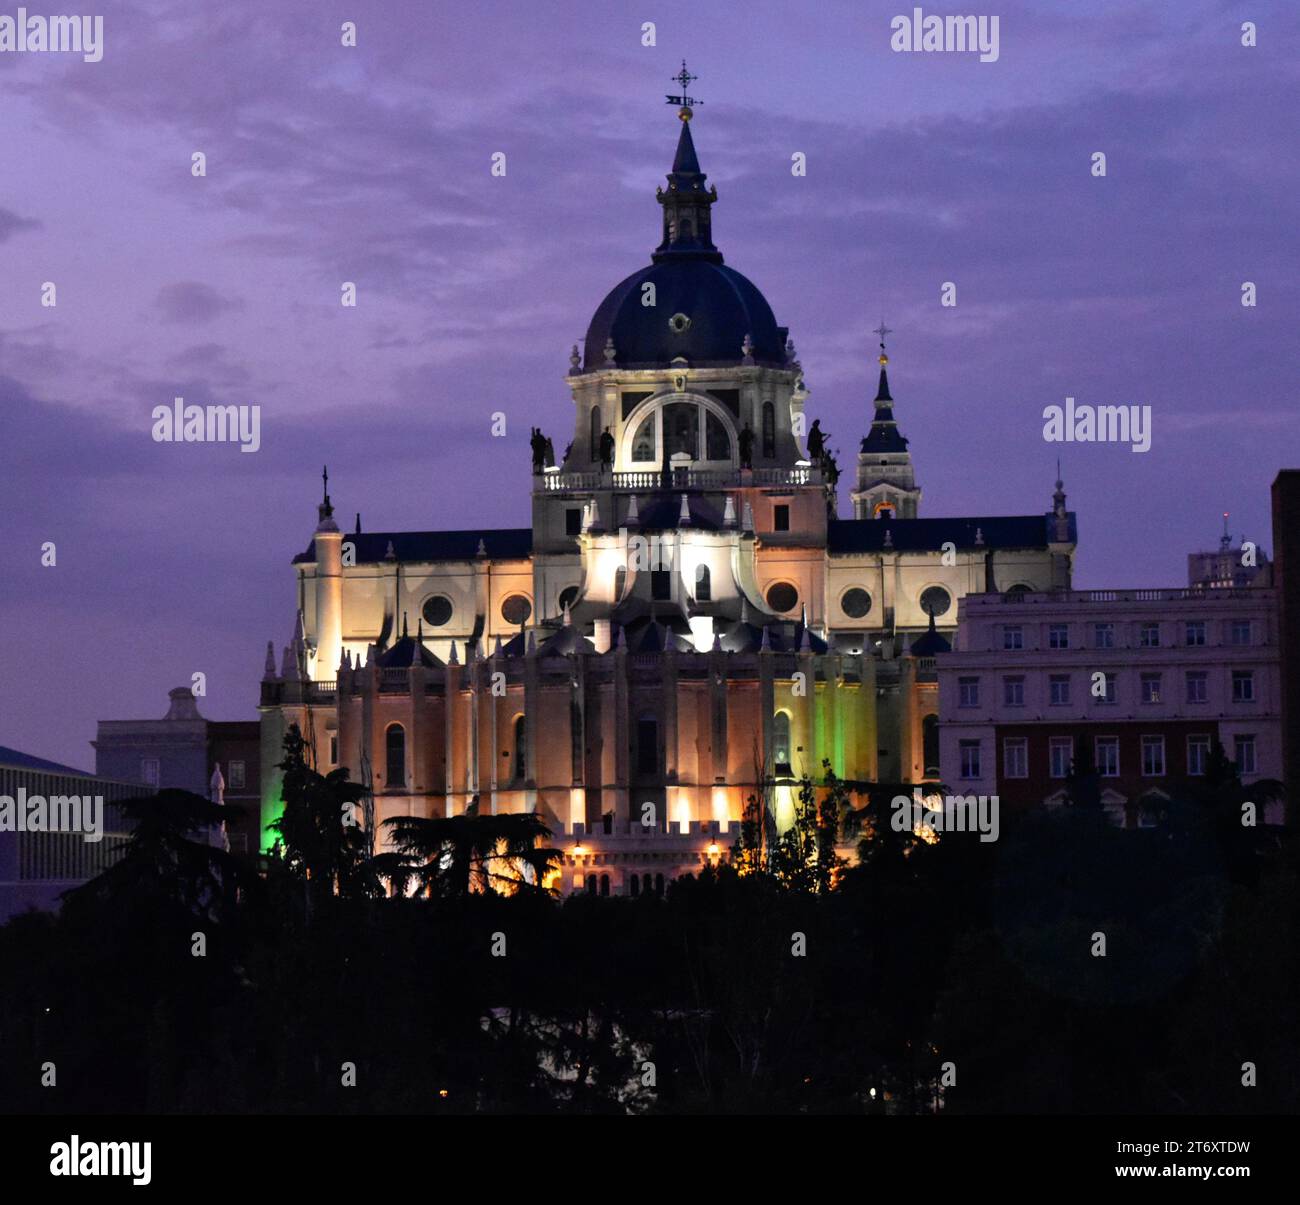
left=513, top=714, right=526, bottom=782
left=586, top=874, right=597, bottom=894
left=761, top=401, right=775, bottom=459
left=705, top=409, right=731, bottom=461
left=385, top=724, right=406, bottom=788
left=600, top=874, right=610, bottom=897
left=694, top=564, right=711, bottom=602
left=654, top=873, right=664, bottom=897
left=613, top=566, right=628, bottom=601
left=773, top=711, right=792, bottom=774
left=629, top=873, right=640, bottom=897
left=664, top=402, right=698, bottom=460
left=590, top=407, right=601, bottom=462
left=923, top=714, right=940, bottom=777
left=642, top=873, right=653, bottom=894
left=632, top=411, right=656, bottom=463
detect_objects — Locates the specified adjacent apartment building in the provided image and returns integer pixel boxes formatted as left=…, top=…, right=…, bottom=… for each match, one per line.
left=0, top=746, right=140, bottom=922
left=94, top=687, right=262, bottom=855
left=937, top=585, right=1282, bottom=826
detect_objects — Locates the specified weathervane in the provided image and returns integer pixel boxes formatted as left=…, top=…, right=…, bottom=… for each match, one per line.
left=666, top=60, right=702, bottom=119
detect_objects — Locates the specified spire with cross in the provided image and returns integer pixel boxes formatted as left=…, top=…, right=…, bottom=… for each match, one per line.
left=874, top=321, right=893, bottom=363
left=654, top=62, right=720, bottom=262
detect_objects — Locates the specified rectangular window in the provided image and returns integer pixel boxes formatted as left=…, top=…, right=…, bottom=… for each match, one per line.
left=1095, top=737, right=1120, bottom=778
left=1139, top=622, right=1160, bottom=648
left=651, top=569, right=671, bottom=601
left=228, top=760, right=246, bottom=789
left=1235, top=735, right=1257, bottom=775
left=1049, top=675, right=1071, bottom=706
left=1141, top=735, right=1165, bottom=777
left=1230, top=619, right=1252, bottom=646
left=329, top=735, right=339, bottom=765
left=1232, top=670, right=1255, bottom=702
left=1049, top=737, right=1073, bottom=779
left=141, top=758, right=160, bottom=787
left=1003, top=738, right=1028, bottom=779
left=1185, top=621, right=1206, bottom=647
left=1003, top=676, right=1025, bottom=707
left=1094, top=672, right=1117, bottom=704
left=1140, top=673, right=1162, bottom=704
left=1048, top=624, right=1069, bottom=649
left=1187, top=735, right=1210, bottom=776
left=636, top=719, right=658, bottom=776
left=958, top=677, right=980, bottom=708
left=1003, top=626, right=1023, bottom=650
left=959, top=740, right=982, bottom=780
left=565, top=508, right=582, bottom=536
left=1185, top=671, right=1208, bottom=704
left=773, top=504, right=790, bottom=532
left=1093, top=622, right=1115, bottom=649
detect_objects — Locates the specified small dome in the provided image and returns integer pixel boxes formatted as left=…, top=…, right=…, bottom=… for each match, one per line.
left=584, top=259, right=784, bottom=371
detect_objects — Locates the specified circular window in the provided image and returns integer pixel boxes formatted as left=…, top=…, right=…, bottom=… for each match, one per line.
left=668, top=312, right=692, bottom=334
left=501, top=594, right=532, bottom=626
left=766, top=582, right=798, bottom=614
left=558, top=585, right=580, bottom=612
left=841, top=587, right=873, bottom=619
left=422, top=595, right=453, bottom=627
left=919, top=586, right=952, bottom=618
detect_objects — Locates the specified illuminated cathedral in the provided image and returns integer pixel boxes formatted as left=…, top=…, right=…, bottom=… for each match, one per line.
left=258, top=85, right=1076, bottom=890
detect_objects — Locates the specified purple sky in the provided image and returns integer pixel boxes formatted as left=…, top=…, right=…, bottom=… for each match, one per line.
left=2, top=0, right=1297, bottom=770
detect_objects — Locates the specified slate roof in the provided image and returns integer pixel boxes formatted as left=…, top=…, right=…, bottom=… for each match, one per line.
left=828, top=515, right=1074, bottom=555
left=0, top=744, right=93, bottom=776
left=630, top=492, right=726, bottom=532
left=294, top=528, right=533, bottom=565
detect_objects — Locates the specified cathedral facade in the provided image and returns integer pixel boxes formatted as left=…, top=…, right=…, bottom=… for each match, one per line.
left=257, top=105, right=1076, bottom=890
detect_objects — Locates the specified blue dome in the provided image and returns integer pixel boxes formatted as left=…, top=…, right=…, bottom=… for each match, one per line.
left=584, top=259, right=785, bottom=371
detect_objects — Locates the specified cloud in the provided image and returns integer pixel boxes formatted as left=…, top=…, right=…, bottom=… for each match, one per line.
left=154, top=282, right=243, bottom=325
left=0, top=206, right=40, bottom=243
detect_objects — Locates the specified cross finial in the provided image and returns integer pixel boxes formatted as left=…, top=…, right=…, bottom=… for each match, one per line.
left=874, top=321, right=893, bottom=349
left=666, top=60, right=702, bottom=118
left=322, top=464, right=329, bottom=502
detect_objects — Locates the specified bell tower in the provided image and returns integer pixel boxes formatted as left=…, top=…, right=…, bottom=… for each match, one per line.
left=851, top=324, right=921, bottom=520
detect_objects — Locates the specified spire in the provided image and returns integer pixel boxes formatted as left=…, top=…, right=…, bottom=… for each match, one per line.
left=654, top=62, right=720, bottom=264
left=862, top=322, right=905, bottom=451
left=854, top=322, right=921, bottom=519
left=263, top=640, right=277, bottom=680
left=317, top=465, right=339, bottom=533
left=1220, top=510, right=1231, bottom=552
left=872, top=321, right=894, bottom=402
left=411, top=617, right=425, bottom=667
left=1053, top=461, right=1068, bottom=518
